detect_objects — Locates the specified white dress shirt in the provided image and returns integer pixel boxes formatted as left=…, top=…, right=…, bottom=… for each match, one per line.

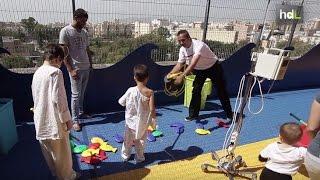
left=32, top=65, right=71, bottom=140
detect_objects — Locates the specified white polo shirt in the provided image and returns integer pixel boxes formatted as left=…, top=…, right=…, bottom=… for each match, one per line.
left=260, top=142, right=307, bottom=175
left=178, top=39, right=218, bottom=70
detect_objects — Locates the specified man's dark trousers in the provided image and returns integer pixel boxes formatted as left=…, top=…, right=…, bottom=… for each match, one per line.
left=189, top=62, right=233, bottom=119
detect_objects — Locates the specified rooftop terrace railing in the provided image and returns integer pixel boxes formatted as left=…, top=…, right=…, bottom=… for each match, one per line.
left=0, top=0, right=319, bottom=70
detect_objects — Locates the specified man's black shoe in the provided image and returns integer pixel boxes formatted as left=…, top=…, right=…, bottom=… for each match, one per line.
left=185, top=116, right=198, bottom=122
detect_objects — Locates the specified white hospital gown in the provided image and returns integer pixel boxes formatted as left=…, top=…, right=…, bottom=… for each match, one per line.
left=32, top=65, right=71, bottom=140
left=118, top=86, right=151, bottom=139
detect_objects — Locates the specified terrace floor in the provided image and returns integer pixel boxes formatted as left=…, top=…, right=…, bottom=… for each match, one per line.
left=1, top=88, right=316, bottom=180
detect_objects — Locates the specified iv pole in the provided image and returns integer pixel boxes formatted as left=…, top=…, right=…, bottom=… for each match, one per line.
left=201, top=0, right=301, bottom=179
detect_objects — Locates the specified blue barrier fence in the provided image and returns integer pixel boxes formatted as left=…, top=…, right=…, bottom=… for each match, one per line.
left=1, top=43, right=320, bottom=122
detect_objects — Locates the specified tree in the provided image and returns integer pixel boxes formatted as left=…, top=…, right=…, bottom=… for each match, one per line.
left=20, top=17, right=60, bottom=47
left=152, top=27, right=171, bottom=38
left=92, top=37, right=102, bottom=48
left=0, top=29, right=26, bottom=41
left=16, top=28, right=26, bottom=41
left=276, top=39, right=314, bottom=57
left=205, top=40, right=239, bottom=59
left=21, top=17, right=38, bottom=34
left=33, top=24, right=60, bottom=47
left=0, top=55, right=34, bottom=69
left=90, top=32, right=179, bottom=64
left=238, top=39, right=249, bottom=47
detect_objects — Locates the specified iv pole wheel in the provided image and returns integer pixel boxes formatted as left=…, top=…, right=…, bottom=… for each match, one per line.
left=252, top=174, right=258, bottom=180
left=211, top=151, right=219, bottom=160
left=201, top=164, right=209, bottom=172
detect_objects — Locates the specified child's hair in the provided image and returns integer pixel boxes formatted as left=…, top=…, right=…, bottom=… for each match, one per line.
left=279, top=122, right=303, bottom=145
left=73, top=8, right=88, bottom=19
left=43, top=44, right=64, bottom=62
left=134, top=64, right=149, bottom=82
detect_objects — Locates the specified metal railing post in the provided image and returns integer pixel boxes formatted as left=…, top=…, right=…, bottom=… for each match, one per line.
left=202, top=0, right=211, bottom=41
left=72, top=0, right=76, bottom=15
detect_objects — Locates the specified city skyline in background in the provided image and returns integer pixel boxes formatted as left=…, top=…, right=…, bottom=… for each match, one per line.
left=1, top=0, right=320, bottom=24
left=0, top=0, right=319, bottom=70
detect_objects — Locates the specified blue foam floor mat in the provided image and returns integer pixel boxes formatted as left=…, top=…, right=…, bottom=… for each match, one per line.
left=71, top=88, right=320, bottom=177
left=0, top=88, right=319, bottom=179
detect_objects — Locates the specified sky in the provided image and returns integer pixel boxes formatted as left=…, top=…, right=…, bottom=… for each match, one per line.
left=0, top=0, right=319, bottom=24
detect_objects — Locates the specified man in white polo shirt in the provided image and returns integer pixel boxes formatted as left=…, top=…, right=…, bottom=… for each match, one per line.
left=168, top=30, right=233, bottom=121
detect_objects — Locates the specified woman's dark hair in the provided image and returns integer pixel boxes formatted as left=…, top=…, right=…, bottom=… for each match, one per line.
left=134, top=64, right=149, bottom=82
left=43, top=44, right=64, bottom=62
